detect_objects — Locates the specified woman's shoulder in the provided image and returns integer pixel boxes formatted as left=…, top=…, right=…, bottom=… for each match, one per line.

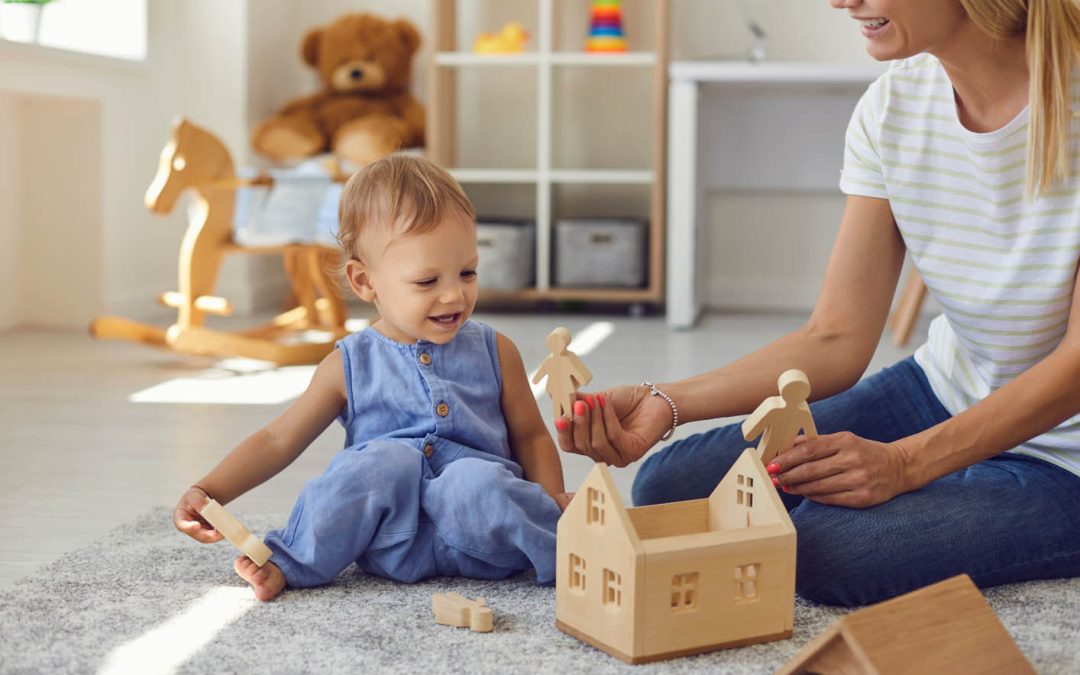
left=853, top=55, right=947, bottom=123
left=876, top=54, right=946, bottom=89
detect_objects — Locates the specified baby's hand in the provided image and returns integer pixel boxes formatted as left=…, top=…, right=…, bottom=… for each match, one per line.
left=554, top=492, right=575, bottom=512
left=173, top=487, right=224, bottom=543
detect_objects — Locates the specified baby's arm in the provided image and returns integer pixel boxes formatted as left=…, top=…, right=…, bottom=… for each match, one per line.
left=174, top=350, right=347, bottom=542
left=496, top=332, right=568, bottom=505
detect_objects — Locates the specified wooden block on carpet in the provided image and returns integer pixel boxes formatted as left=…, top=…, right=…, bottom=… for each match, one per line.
left=199, top=499, right=273, bottom=567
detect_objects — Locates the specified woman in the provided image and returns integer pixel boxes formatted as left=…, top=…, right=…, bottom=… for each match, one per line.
left=558, top=0, right=1080, bottom=607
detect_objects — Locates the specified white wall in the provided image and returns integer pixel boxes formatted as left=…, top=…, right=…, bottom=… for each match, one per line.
left=0, top=0, right=286, bottom=329
left=0, top=93, right=22, bottom=331
left=21, top=96, right=103, bottom=327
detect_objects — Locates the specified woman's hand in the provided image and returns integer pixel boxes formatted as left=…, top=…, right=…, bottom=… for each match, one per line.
left=554, top=385, right=674, bottom=467
left=553, top=492, right=575, bottom=511
left=173, top=487, right=224, bottom=543
left=768, top=432, right=914, bottom=508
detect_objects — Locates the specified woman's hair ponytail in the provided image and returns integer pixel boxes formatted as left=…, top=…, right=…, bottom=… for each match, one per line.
left=962, top=0, right=1080, bottom=197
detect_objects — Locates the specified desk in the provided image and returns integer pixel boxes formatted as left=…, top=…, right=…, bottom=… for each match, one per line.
left=666, top=61, right=884, bottom=329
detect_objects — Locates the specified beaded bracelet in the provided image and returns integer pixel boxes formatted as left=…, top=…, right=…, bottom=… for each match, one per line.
left=642, top=381, right=679, bottom=441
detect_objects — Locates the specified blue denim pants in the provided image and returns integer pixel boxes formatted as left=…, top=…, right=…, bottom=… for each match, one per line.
left=632, top=357, right=1080, bottom=607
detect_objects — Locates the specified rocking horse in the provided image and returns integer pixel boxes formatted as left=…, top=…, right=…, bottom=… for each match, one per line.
left=91, top=117, right=349, bottom=365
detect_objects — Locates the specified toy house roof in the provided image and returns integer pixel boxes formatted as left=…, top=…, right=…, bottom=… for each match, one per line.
left=777, top=575, right=1035, bottom=675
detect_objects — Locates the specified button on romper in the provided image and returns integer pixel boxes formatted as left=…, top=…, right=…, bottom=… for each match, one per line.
left=264, top=320, right=562, bottom=587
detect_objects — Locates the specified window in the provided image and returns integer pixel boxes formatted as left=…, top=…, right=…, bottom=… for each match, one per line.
left=2, top=0, right=147, bottom=61
left=587, top=487, right=605, bottom=526
left=671, top=572, right=699, bottom=612
left=736, top=473, right=754, bottom=508
left=568, top=554, right=586, bottom=593
left=603, top=568, right=622, bottom=608
left=735, top=563, right=760, bottom=602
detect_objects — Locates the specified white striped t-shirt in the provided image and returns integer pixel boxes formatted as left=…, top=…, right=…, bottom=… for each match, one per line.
left=840, top=54, right=1080, bottom=477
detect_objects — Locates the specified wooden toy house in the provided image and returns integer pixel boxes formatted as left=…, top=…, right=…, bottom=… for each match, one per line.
left=555, top=448, right=796, bottom=664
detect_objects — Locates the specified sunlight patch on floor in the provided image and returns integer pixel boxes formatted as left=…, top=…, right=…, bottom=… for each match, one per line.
left=97, top=586, right=256, bottom=675
left=128, top=319, right=369, bottom=405
left=129, top=361, right=316, bottom=404
left=530, top=321, right=614, bottom=399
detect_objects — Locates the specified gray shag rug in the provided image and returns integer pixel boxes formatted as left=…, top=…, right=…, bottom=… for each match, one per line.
left=1, top=509, right=1077, bottom=674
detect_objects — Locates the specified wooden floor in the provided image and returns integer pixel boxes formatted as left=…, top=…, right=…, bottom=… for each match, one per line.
left=0, top=310, right=917, bottom=589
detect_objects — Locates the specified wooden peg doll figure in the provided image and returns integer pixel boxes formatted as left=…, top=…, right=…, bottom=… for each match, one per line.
left=742, top=369, right=818, bottom=466
left=532, top=327, right=593, bottom=420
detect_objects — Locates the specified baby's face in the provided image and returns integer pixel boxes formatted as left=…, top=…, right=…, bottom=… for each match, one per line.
left=364, top=217, right=480, bottom=345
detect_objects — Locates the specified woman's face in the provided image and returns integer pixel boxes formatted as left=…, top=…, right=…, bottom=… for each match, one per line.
left=829, top=0, right=968, bottom=61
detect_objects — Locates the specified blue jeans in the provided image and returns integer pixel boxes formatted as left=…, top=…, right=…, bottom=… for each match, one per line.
left=632, top=357, right=1080, bottom=607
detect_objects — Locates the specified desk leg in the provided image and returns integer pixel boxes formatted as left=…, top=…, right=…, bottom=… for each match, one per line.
left=667, top=79, right=700, bottom=330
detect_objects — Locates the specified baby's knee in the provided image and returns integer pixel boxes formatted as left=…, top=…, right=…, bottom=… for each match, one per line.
left=439, top=457, right=506, bottom=488
left=332, top=441, right=420, bottom=490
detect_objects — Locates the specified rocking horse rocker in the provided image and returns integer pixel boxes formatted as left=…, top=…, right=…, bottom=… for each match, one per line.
left=91, top=118, right=349, bottom=365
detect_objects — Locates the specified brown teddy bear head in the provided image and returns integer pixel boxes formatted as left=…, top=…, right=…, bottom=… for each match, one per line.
left=301, top=13, right=421, bottom=95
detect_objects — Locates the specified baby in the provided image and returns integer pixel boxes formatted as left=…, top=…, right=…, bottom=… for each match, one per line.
left=173, top=155, right=571, bottom=600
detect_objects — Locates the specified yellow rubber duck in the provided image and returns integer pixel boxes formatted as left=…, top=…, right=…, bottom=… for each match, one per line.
left=474, top=22, right=529, bottom=54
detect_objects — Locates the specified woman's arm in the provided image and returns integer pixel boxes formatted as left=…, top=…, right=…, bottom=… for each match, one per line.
left=496, top=332, right=568, bottom=503
left=665, top=195, right=906, bottom=421
left=559, top=195, right=906, bottom=465
left=775, top=262, right=1080, bottom=506
left=174, top=350, right=347, bottom=542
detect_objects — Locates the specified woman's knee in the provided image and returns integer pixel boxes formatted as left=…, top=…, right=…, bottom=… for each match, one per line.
left=632, top=428, right=747, bottom=506
left=792, top=504, right=890, bottom=607
left=631, top=453, right=670, bottom=506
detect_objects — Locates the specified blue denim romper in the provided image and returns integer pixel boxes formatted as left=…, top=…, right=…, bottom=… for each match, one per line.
left=264, top=320, right=561, bottom=587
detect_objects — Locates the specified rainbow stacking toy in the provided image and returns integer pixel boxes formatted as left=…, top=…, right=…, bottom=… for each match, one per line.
left=585, top=0, right=627, bottom=52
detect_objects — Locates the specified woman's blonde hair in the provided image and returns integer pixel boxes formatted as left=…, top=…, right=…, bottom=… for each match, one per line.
left=336, top=154, right=475, bottom=263
left=960, top=0, right=1080, bottom=197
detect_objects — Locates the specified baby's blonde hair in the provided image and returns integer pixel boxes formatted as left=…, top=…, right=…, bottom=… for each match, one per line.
left=337, top=154, right=475, bottom=263
left=961, top=0, right=1080, bottom=198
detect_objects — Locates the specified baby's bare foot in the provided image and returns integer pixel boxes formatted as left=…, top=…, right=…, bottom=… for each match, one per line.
left=234, top=556, right=286, bottom=601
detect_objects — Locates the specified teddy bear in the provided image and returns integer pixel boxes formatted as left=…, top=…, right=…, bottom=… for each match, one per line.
left=251, top=13, right=425, bottom=167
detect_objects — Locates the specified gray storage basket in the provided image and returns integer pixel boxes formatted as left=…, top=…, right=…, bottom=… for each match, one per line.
left=555, top=218, right=647, bottom=287
left=476, top=219, right=536, bottom=291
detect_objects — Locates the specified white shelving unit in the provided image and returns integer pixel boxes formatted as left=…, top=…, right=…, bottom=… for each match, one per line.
left=427, top=0, right=669, bottom=306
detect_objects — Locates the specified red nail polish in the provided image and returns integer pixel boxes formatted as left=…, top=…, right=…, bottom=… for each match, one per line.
left=585, top=395, right=595, bottom=410
left=555, top=418, right=570, bottom=431
left=771, top=476, right=779, bottom=487
left=767, top=462, right=780, bottom=474
left=782, top=486, right=791, bottom=493
left=573, top=400, right=587, bottom=416
left=598, top=394, right=606, bottom=408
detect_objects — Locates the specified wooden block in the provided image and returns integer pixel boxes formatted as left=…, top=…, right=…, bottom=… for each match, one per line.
left=431, top=592, right=493, bottom=633
left=199, top=499, right=273, bottom=567
left=777, top=575, right=1036, bottom=675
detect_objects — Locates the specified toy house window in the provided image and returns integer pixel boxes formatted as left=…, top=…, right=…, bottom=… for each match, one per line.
left=671, top=572, right=700, bottom=612
left=603, top=568, right=622, bottom=608
left=736, top=474, right=754, bottom=508
left=569, top=554, right=586, bottom=593
left=735, top=563, right=760, bottom=602
left=587, top=487, right=606, bottom=526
